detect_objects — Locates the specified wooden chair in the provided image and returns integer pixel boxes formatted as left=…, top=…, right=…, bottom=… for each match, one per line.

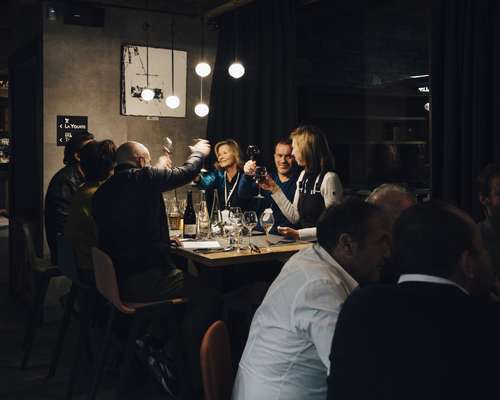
left=200, top=320, right=234, bottom=400
left=20, top=222, right=61, bottom=370
left=87, top=247, right=187, bottom=400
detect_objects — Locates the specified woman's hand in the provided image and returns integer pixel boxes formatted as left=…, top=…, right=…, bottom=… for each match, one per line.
left=277, top=226, right=300, bottom=240
left=244, top=160, right=257, bottom=175
left=259, top=174, right=278, bottom=193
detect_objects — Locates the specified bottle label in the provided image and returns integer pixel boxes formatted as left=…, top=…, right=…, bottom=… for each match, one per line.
left=184, top=224, right=197, bottom=236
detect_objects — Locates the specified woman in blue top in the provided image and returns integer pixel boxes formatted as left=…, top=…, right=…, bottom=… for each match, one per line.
left=196, top=139, right=248, bottom=210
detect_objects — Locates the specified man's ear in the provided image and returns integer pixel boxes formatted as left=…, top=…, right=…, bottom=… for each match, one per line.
left=458, top=249, right=475, bottom=283
left=74, top=152, right=81, bottom=162
left=479, top=193, right=490, bottom=211
left=338, top=233, right=356, bottom=257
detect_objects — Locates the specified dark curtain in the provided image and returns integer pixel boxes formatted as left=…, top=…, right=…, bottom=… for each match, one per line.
left=431, top=0, right=500, bottom=219
left=207, top=0, right=297, bottom=167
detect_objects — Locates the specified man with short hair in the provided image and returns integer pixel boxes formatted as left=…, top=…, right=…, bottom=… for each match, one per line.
left=478, top=163, right=500, bottom=276
left=366, top=183, right=417, bottom=283
left=327, top=202, right=497, bottom=400
left=45, top=132, right=94, bottom=264
left=92, top=139, right=220, bottom=399
left=232, top=199, right=390, bottom=400
left=239, top=139, right=300, bottom=233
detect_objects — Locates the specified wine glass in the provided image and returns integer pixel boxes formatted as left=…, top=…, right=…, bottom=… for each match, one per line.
left=246, top=145, right=261, bottom=161
left=163, top=137, right=174, bottom=154
left=229, top=207, right=243, bottom=252
left=254, top=166, right=267, bottom=199
left=242, top=211, right=258, bottom=250
left=260, top=209, right=275, bottom=250
left=178, top=199, right=187, bottom=215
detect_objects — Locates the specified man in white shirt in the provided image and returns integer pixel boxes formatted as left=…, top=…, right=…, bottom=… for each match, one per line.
left=232, top=199, right=391, bottom=400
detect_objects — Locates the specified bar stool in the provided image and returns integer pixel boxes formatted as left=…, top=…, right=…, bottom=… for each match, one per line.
left=20, top=222, right=62, bottom=370
left=87, top=247, right=187, bottom=400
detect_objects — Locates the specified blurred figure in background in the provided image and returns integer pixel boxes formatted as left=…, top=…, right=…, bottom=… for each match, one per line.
left=65, top=139, right=116, bottom=283
left=45, top=132, right=94, bottom=264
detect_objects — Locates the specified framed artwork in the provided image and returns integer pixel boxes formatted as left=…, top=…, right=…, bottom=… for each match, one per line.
left=121, top=44, right=187, bottom=117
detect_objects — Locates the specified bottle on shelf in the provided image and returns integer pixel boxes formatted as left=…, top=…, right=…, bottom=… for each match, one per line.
left=198, top=190, right=210, bottom=239
left=183, top=191, right=197, bottom=239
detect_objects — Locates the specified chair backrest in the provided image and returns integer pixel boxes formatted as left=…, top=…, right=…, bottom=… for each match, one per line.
left=57, top=234, right=80, bottom=283
left=200, top=320, right=233, bottom=400
left=91, top=247, right=135, bottom=314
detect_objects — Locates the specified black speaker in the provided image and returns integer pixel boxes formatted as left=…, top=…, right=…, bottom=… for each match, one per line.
left=64, top=4, right=105, bottom=27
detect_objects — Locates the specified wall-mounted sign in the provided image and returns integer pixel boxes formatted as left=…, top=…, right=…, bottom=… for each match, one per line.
left=56, top=116, right=88, bottom=146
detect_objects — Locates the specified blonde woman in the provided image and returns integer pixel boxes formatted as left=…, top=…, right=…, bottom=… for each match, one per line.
left=197, top=139, right=249, bottom=210
left=260, top=125, right=343, bottom=240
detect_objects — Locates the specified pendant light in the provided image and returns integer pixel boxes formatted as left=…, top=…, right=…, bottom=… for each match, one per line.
left=140, top=2, right=154, bottom=102
left=195, top=16, right=211, bottom=78
left=228, top=3, right=245, bottom=79
left=166, top=16, right=180, bottom=109
left=195, top=76, right=209, bottom=117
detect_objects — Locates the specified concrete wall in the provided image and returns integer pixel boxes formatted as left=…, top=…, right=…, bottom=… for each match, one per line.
left=42, top=4, right=217, bottom=198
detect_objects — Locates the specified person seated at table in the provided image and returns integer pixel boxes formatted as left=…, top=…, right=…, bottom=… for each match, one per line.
left=92, top=140, right=221, bottom=399
left=259, top=125, right=343, bottom=241
left=64, top=139, right=116, bottom=283
left=326, top=201, right=498, bottom=400
left=478, top=163, right=500, bottom=277
left=195, top=139, right=249, bottom=211
left=45, top=132, right=94, bottom=264
left=239, top=138, right=300, bottom=234
left=366, top=183, right=416, bottom=283
left=232, top=199, right=390, bottom=400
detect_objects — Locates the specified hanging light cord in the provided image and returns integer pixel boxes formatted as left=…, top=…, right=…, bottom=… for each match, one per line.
left=200, top=16, right=205, bottom=60
left=171, top=16, right=175, bottom=95
left=145, top=0, right=150, bottom=87
left=234, top=1, right=239, bottom=62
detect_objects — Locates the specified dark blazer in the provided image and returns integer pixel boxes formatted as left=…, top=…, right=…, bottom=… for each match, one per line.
left=327, top=281, right=500, bottom=400
left=92, top=152, right=203, bottom=283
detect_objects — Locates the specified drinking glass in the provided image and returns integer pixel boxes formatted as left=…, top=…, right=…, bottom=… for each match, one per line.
left=242, top=211, right=258, bottom=250
left=163, top=137, right=174, bottom=154
left=178, top=199, right=187, bottom=215
left=246, top=144, right=261, bottom=161
left=193, top=138, right=208, bottom=173
left=260, top=210, right=275, bottom=250
left=229, top=207, right=243, bottom=252
left=254, top=166, right=267, bottom=199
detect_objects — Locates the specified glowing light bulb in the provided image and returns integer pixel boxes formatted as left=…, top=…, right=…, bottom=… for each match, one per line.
left=165, top=95, right=180, bottom=109
left=195, top=62, right=211, bottom=77
left=141, top=88, right=155, bottom=101
left=228, top=62, right=245, bottom=79
left=194, top=103, right=209, bottom=117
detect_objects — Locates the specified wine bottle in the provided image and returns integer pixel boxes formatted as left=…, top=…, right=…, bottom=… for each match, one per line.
left=183, top=191, right=197, bottom=239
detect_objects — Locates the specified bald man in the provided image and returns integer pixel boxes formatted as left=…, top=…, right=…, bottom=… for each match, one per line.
left=366, top=184, right=416, bottom=283
left=92, top=139, right=220, bottom=398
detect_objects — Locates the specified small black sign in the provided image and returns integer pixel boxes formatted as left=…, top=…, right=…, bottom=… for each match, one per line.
left=56, top=116, right=88, bottom=146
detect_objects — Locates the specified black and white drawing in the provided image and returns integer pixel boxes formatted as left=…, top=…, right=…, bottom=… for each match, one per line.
left=121, top=44, right=187, bottom=117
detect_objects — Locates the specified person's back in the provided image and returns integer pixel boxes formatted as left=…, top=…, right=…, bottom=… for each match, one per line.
left=327, top=202, right=499, bottom=400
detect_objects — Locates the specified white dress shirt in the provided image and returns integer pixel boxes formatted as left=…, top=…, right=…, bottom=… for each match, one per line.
left=398, top=274, right=469, bottom=295
left=232, top=244, right=358, bottom=400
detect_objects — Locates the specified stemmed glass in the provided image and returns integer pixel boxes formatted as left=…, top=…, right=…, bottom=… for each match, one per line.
left=260, top=209, right=275, bottom=250
left=163, top=137, right=174, bottom=154
left=242, top=211, right=258, bottom=251
left=229, top=207, right=243, bottom=252
left=193, top=138, right=208, bottom=174
left=246, top=145, right=266, bottom=199
left=254, top=166, right=267, bottom=199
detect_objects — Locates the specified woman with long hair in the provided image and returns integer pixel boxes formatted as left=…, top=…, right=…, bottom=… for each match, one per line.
left=260, top=125, right=343, bottom=240
left=197, top=139, right=248, bottom=210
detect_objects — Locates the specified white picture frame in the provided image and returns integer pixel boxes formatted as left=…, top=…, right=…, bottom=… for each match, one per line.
left=121, top=44, right=187, bottom=117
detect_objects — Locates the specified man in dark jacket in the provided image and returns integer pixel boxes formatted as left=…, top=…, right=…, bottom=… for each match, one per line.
left=44, top=132, right=94, bottom=264
left=327, top=202, right=498, bottom=400
left=92, top=139, right=221, bottom=399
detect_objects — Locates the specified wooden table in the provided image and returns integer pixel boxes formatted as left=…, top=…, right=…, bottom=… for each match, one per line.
left=170, top=233, right=312, bottom=268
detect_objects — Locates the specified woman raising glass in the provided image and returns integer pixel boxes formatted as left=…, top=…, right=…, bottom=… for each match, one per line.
left=195, top=139, right=249, bottom=213
left=259, top=125, right=343, bottom=241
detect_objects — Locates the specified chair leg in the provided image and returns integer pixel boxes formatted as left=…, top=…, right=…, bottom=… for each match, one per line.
left=88, top=307, right=115, bottom=400
left=116, top=315, right=145, bottom=397
left=47, top=284, right=77, bottom=378
left=21, top=274, right=50, bottom=370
